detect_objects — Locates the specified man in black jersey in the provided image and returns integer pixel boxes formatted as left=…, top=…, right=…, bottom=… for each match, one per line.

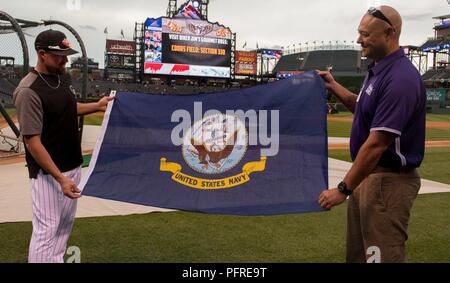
left=13, top=29, right=113, bottom=263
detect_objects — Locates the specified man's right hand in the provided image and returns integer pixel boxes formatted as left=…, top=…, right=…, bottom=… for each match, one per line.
left=316, top=70, right=336, bottom=91
left=58, top=176, right=81, bottom=199
left=316, top=70, right=358, bottom=114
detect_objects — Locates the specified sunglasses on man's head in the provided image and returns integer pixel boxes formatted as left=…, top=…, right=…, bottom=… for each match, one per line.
left=367, top=7, right=394, bottom=28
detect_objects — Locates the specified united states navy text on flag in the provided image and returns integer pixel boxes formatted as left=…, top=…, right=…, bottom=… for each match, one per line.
left=80, top=71, right=328, bottom=216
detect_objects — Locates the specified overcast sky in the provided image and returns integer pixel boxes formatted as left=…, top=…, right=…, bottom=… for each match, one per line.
left=1, top=0, right=449, bottom=68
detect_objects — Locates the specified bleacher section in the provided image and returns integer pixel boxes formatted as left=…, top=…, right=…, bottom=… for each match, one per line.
left=0, top=78, right=16, bottom=94
left=274, top=49, right=366, bottom=76
left=332, top=50, right=360, bottom=72
left=302, top=50, right=334, bottom=70
left=71, top=80, right=239, bottom=97
left=422, top=69, right=450, bottom=81
left=1, top=76, right=240, bottom=106
left=0, top=78, right=15, bottom=106
left=272, top=53, right=307, bottom=72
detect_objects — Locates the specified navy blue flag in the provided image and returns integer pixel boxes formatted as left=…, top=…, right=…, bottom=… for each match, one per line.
left=80, top=71, right=328, bottom=216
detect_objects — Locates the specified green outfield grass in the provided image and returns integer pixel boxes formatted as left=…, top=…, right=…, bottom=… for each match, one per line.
left=83, top=115, right=104, bottom=126
left=4, top=108, right=16, bottom=117
left=425, top=128, right=450, bottom=141
left=327, top=121, right=352, bottom=138
left=329, top=147, right=450, bottom=185
left=328, top=112, right=450, bottom=123
left=0, top=192, right=449, bottom=263
left=1, top=111, right=449, bottom=263
left=426, top=114, right=450, bottom=123
left=416, top=147, right=450, bottom=185
left=328, top=149, right=352, bottom=162
left=327, top=117, right=450, bottom=141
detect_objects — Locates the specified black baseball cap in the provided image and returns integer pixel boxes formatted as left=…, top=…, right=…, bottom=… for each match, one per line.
left=35, top=30, right=79, bottom=56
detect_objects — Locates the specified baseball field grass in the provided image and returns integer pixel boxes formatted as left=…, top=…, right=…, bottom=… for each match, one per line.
left=326, top=120, right=450, bottom=141
left=330, top=112, right=450, bottom=122
left=1, top=191, right=449, bottom=263
left=83, top=113, right=104, bottom=126
left=1, top=110, right=449, bottom=263
left=329, top=147, right=450, bottom=185
left=2, top=149, right=450, bottom=263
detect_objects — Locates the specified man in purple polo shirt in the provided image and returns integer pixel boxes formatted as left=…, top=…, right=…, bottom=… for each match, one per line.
left=317, top=5, right=426, bottom=263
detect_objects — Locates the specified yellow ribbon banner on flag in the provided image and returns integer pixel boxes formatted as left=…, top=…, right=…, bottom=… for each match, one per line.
left=160, top=157, right=267, bottom=190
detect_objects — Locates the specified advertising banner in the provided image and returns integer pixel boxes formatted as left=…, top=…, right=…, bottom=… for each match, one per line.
left=235, top=51, right=257, bottom=75
left=106, top=40, right=136, bottom=54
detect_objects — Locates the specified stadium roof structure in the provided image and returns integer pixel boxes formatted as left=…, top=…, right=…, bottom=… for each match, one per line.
left=432, top=14, right=450, bottom=20
left=420, top=37, right=450, bottom=52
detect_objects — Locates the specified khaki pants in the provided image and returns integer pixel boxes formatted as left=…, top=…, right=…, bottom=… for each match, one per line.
left=346, top=168, right=420, bottom=263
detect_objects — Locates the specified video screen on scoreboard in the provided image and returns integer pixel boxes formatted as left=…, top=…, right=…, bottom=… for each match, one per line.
left=144, top=17, right=232, bottom=78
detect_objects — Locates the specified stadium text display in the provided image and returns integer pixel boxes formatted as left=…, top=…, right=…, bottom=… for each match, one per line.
left=144, top=17, right=232, bottom=78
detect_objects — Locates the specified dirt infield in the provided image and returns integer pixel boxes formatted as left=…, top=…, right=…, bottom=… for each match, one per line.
left=327, top=117, right=354, bottom=123
left=327, top=116, right=450, bottom=130
left=0, top=154, right=24, bottom=165
left=0, top=112, right=18, bottom=129
left=426, top=121, right=450, bottom=129
left=0, top=118, right=17, bottom=129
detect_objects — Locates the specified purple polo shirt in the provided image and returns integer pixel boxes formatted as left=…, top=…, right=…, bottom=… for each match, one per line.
left=350, top=48, right=426, bottom=169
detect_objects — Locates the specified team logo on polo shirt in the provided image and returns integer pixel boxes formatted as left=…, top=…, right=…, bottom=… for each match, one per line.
left=366, top=84, right=374, bottom=96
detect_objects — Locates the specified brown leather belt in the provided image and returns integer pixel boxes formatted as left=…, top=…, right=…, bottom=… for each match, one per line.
left=372, top=166, right=416, bottom=174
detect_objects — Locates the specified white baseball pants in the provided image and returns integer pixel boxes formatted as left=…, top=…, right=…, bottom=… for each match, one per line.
left=28, top=167, right=81, bottom=263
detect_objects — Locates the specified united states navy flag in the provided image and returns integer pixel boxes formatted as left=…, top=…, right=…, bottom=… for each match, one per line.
left=80, top=71, right=328, bottom=215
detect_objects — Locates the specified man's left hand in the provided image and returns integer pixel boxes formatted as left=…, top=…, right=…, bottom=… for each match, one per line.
left=318, top=188, right=347, bottom=210
left=97, top=96, right=115, bottom=112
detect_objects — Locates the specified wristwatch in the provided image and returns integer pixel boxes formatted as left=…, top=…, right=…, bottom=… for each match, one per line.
left=338, top=181, right=353, bottom=196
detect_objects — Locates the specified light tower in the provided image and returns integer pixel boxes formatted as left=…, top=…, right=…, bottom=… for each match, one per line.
left=167, top=0, right=178, bottom=18
left=200, top=0, right=210, bottom=20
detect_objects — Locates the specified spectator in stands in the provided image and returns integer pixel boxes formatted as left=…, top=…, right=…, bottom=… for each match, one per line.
left=317, top=6, right=426, bottom=263
left=13, top=30, right=114, bottom=263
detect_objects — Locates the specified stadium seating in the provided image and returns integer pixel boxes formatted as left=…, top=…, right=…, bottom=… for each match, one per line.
left=274, top=49, right=366, bottom=76
left=71, top=79, right=237, bottom=97
left=0, top=78, right=14, bottom=106
left=331, top=50, right=360, bottom=72
left=422, top=69, right=450, bottom=81
left=273, top=53, right=308, bottom=72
